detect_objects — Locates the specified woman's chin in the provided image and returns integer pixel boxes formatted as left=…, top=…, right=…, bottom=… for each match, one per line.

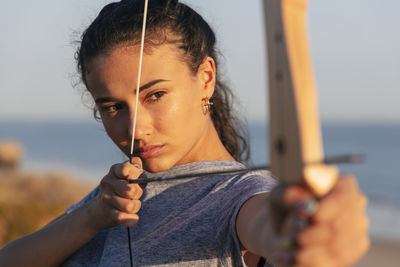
left=143, top=159, right=173, bottom=173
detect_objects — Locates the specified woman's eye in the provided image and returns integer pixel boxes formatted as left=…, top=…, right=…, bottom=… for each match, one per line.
left=101, top=104, right=121, bottom=114
left=147, top=91, right=166, bottom=102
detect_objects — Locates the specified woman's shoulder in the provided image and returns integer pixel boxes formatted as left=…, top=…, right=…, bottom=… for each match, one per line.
left=208, top=161, right=277, bottom=190
left=143, top=160, right=276, bottom=190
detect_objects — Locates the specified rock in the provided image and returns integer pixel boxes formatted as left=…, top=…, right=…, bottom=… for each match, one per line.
left=0, top=140, right=24, bottom=169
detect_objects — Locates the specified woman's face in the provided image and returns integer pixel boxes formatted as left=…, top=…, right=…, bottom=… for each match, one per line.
left=85, top=44, right=216, bottom=172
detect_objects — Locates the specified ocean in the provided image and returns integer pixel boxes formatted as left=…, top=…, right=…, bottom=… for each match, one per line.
left=0, top=120, right=399, bottom=240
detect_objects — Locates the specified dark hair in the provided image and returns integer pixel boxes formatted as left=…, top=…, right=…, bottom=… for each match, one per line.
left=76, top=0, right=249, bottom=162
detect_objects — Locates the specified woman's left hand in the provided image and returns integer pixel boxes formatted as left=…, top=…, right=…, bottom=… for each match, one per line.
left=272, top=175, right=370, bottom=267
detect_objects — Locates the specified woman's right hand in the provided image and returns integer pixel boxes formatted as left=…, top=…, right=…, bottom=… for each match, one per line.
left=0, top=157, right=144, bottom=267
left=89, top=157, right=144, bottom=231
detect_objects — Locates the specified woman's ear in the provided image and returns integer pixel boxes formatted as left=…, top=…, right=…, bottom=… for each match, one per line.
left=197, top=56, right=216, bottom=98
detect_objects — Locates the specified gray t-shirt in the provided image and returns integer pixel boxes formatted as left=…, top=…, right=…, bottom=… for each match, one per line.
left=62, top=161, right=277, bottom=266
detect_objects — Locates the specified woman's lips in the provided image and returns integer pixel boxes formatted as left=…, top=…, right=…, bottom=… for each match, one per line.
left=135, top=145, right=164, bottom=159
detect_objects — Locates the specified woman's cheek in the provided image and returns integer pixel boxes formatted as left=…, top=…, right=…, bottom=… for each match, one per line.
left=155, top=101, right=182, bottom=133
left=104, top=119, right=126, bottom=145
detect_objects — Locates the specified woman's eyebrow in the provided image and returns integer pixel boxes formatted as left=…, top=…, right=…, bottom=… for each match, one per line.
left=138, top=79, right=169, bottom=92
left=95, top=96, right=117, bottom=104
left=95, top=79, right=170, bottom=104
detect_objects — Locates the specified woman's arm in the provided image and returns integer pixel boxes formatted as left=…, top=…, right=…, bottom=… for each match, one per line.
left=0, top=159, right=144, bottom=267
left=0, top=202, right=99, bottom=267
left=236, top=175, right=370, bottom=266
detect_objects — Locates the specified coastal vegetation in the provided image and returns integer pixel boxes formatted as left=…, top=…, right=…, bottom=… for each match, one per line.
left=0, top=140, right=92, bottom=247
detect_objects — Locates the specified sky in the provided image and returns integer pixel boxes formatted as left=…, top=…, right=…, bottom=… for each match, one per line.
left=0, top=0, right=399, bottom=123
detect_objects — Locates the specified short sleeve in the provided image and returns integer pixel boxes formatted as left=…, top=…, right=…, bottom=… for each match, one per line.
left=229, top=171, right=277, bottom=266
left=210, top=170, right=277, bottom=265
left=66, top=185, right=100, bottom=214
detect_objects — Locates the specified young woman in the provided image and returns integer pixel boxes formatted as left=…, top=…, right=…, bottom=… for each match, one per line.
left=0, top=0, right=369, bottom=266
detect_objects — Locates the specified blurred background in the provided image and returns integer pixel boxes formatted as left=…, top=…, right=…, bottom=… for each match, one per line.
left=0, top=0, right=399, bottom=265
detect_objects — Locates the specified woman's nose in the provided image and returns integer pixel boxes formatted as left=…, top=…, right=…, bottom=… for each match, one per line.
left=128, top=105, right=151, bottom=140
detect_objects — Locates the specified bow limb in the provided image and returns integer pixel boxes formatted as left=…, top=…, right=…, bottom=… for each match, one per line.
left=263, top=0, right=337, bottom=197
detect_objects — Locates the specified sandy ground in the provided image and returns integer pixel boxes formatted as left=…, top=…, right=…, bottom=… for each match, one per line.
left=354, top=238, right=400, bottom=267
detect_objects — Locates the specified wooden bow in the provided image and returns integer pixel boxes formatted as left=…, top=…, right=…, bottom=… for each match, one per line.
left=263, top=0, right=338, bottom=197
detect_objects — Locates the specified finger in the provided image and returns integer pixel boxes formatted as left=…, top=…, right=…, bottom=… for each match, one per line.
left=299, top=193, right=367, bottom=247
left=294, top=245, right=335, bottom=267
left=114, top=183, right=143, bottom=200
left=110, top=208, right=140, bottom=227
left=103, top=162, right=144, bottom=198
left=328, top=215, right=370, bottom=267
left=113, top=161, right=143, bottom=180
left=129, top=156, right=143, bottom=171
left=333, top=232, right=370, bottom=267
left=270, top=185, right=315, bottom=216
left=270, top=185, right=315, bottom=234
left=104, top=194, right=142, bottom=214
left=312, top=175, right=359, bottom=223
left=283, top=186, right=314, bottom=207
left=284, top=187, right=319, bottom=219
left=330, top=211, right=369, bottom=257
left=331, top=192, right=368, bottom=231
left=101, top=177, right=143, bottom=200
left=297, top=224, right=332, bottom=247
left=323, top=198, right=369, bottom=267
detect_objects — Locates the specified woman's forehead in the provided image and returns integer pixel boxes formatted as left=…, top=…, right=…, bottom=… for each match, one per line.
left=87, top=43, right=183, bottom=73
left=85, top=43, right=193, bottom=93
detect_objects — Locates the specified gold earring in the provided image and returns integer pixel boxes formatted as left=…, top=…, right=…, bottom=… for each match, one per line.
left=201, top=97, right=213, bottom=115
